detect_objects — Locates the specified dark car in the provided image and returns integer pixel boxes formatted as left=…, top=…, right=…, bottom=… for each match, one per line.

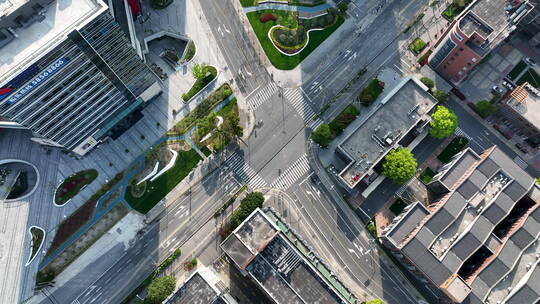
left=515, top=143, right=528, bottom=154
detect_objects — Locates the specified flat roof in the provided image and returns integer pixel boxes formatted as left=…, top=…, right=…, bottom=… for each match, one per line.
left=337, top=76, right=437, bottom=188
left=508, top=88, right=540, bottom=131
left=0, top=0, right=30, bottom=18
left=221, top=209, right=350, bottom=304
left=0, top=0, right=107, bottom=85
left=165, top=272, right=219, bottom=304
left=459, top=0, right=533, bottom=39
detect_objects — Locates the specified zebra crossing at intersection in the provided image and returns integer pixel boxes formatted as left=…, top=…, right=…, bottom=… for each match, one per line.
left=270, top=154, right=311, bottom=190
left=283, top=88, right=317, bottom=124
left=246, top=82, right=278, bottom=111
left=224, top=153, right=267, bottom=189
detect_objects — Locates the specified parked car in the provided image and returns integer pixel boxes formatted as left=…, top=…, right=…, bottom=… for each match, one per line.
left=502, top=80, right=514, bottom=90
left=515, top=142, right=528, bottom=154
left=525, top=57, right=537, bottom=67
left=492, top=85, right=504, bottom=94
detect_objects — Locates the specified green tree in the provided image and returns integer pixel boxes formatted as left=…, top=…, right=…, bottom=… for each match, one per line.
left=474, top=100, right=497, bottom=118
left=230, top=192, right=264, bottom=228
left=433, top=89, right=448, bottom=103
left=420, top=77, right=435, bottom=90
left=382, top=148, right=417, bottom=184
left=197, top=112, right=217, bottom=138
left=192, top=63, right=208, bottom=80
left=146, top=276, right=176, bottom=304
left=365, top=299, right=383, bottom=304
left=338, top=2, right=348, bottom=14
left=312, top=124, right=333, bottom=148
left=429, top=105, right=458, bottom=138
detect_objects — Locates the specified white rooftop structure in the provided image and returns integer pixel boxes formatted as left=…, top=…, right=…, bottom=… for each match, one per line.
left=0, top=0, right=107, bottom=85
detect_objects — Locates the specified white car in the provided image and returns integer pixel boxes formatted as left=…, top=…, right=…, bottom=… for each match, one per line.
left=492, top=85, right=504, bottom=94
left=525, top=57, right=537, bottom=67
left=502, top=80, right=514, bottom=90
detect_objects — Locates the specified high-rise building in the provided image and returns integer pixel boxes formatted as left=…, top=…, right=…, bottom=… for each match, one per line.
left=428, top=0, right=534, bottom=84
left=0, top=0, right=161, bottom=156
left=381, top=146, right=540, bottom=303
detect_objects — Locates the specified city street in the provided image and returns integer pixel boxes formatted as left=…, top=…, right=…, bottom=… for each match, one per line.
left=38, top=170, right=240, bottom=304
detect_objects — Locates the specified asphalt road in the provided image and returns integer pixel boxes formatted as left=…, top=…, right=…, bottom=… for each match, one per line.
left=198, top=0, right=272, bottom=96
left=39, top=170, right=240, bottom=304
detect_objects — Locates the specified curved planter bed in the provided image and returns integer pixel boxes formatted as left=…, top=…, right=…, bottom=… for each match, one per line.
left=25, top=226, right=45, bottom=266
left=0, top=159, right=40, bottom=202
left=268, top=25, right=325, bottom=56
left=54, top=169, right=98, bottom=207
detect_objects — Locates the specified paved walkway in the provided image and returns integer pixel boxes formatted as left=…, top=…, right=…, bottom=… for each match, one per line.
left=243, top=2, right=331, bottom=13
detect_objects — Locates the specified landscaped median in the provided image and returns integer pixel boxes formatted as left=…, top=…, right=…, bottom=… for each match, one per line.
left=38, top=172, right=126, bottom=284
left=311, top=104, right=360, bottom=147
left=246, top=9, right=344, bottom=70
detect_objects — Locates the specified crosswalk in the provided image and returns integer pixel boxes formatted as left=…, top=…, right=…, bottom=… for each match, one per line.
left=224, top=153, right=267, bottom=189
left=454, top=127, right=472, bottom=140
left=270, top=154, right=311, bottom=190
left=246, top=82, right=278, bottom=110
left=283, top=88, right=318, bottom=124
left=513, top=155, right=528, bottom=170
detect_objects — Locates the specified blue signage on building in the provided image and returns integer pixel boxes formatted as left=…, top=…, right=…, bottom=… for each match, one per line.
left=5, top=58, right=69, bottom=105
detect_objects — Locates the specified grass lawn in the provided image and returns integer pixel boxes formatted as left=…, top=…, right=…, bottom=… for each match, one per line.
left=408, top=38, right=427, bottom=55
left=125, top=149, right=202, bottom=214
left=239, top=0, right=258, bottom=7
left=441, top=1, right=470, bottom=21
left=246, top=10, right=344, bottom=70
left=55, top=169, right=98, bottom=205
left=328, top=104, right=360, bottom=136
left=437, top=136, right=469, bottom=163
left=182, top=66, right=217, bottom=101
left=516, top=68, right=540, bottom=88
left=419, top=167, right=436, bottom=184
left=389, top=199, right=408, bottom=216
left=508, top=60, right=528, bottom=81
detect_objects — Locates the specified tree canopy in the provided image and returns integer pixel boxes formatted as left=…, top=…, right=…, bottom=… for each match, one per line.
left=312, top=124, right=333, bottom=148
left=365, top=299, right=383, bottom=304
left=192, top=63, right=208, bottom=80
left=420, top=77, right=435, bottom=90
left=429, top=105, right=458, bottom=138
left=433, top=89, right=448, bottom=103
left=146, top=276, right=176, bottom=304
left=230, top=192, right=265, bottom=228
left=382, top=148, right=417, bottom=184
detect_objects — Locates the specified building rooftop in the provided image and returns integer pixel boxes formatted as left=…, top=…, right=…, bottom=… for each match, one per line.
left=165, top=272, right=219, bottom=304
left=381, top=146, right=539, bottom=303
left=221, top=208, right=354, bottom=304
left=164, top=267, right=235, bottom=304
left=0, top=0, right=107, bottom=85
left=337, top=76, right=437, bottom=188
left=458, top=0, right=533, bottom=40
left=507, top=83, right=540, bottom=131
left=0, top=0, right=30, bottom=18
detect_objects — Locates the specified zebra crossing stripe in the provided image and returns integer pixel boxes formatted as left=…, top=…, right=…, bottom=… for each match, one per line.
left=224, top=153, right=267, bottom=188
left=513, top=156, right=528, bottom=170
left=284, top=88, right=317, bottom=123
left=454, top=127, right=472, bottom=140
left=270, top=154, right=311, bottom=190
left=309, top=118, right=324, bottom=130
left=247, top=82, right=278, bottom=110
